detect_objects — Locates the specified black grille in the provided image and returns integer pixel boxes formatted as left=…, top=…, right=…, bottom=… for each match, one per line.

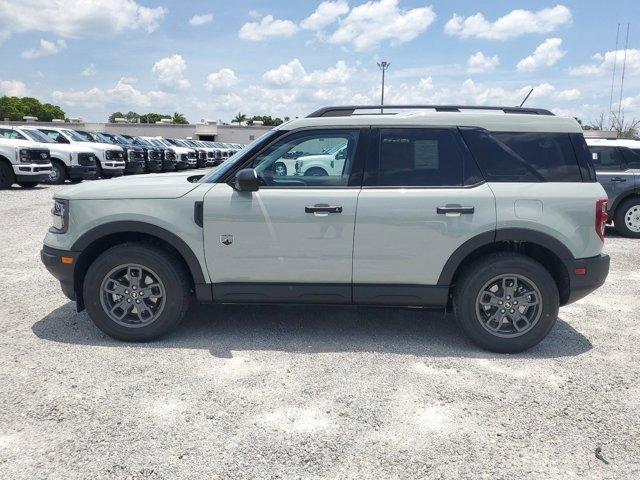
left=149, top=150, right=161, bottom=160
left=207, top=151, right=215, bottom=158
left=129, top=150, right=144, bottom=161
left=77, top=153, right=96, bottom=166
left=28, top=149, right=51, bottom=164
left=180, top=153, right=188, bottom=161
left=165, top=151, right=176, bottom=161
left=188, top=152, right=196, bottom=159
left=106, top=150, right=125, bottom=160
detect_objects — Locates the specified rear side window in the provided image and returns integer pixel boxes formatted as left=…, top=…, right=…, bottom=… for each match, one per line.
left=492, top=132, right=582, bottom=182
left=460, top=128, right=583, bottom=182
left=589, top=147, right=623, bottom=171
left=0, top=128, right=27, bottom=140
left=621, top=148, right=640, bottom=169
left=376, top=128, right=476, bottom=187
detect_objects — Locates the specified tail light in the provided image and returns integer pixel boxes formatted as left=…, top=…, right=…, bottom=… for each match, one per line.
left=595, top=199, right=608, bottom=241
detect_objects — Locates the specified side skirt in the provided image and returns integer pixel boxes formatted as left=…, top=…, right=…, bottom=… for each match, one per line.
left=199, top=283, right=449, bottom=308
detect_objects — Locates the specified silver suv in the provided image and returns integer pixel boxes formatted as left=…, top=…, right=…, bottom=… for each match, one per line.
left=41, top=105, right=610, bottom=352
left=586, top=138, right=640, bottom=237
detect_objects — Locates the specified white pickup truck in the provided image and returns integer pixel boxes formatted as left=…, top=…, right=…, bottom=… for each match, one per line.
left=0, top=125, right=99, bottom=185
left=0, top=130, right=53, bottom=189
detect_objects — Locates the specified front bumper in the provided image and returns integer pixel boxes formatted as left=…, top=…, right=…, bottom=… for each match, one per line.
left=565, top=254, right=610, bottom=305
left=41, top=245, right=80, bottom=306
left=69, top=165, right=97, bottom=180
left=146, top=159, right=163, bottom=172
left=14, top=163, right=52, bottom=182
left=125, top=160, right=146, bottom=174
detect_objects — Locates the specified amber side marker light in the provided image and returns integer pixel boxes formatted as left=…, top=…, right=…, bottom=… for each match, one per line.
left=574, top=267, right=587, bottom=276
left=61, top=257, right=74, bottom=265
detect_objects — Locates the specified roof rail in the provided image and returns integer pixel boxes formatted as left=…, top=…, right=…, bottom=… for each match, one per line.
left=307, top=105, right=555, bottom=118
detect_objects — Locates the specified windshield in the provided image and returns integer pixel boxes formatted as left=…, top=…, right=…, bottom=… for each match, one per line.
left=114, top=134, right=133, bottom=145
left=22, top=129, right=53, bottom=143
left=199, top=130, right=280, bottom=183
left=135, top=137, right=152, bottom=147
left=61, top=129, right=88, bottom=142
left=155, top=138, right=171, bottom=148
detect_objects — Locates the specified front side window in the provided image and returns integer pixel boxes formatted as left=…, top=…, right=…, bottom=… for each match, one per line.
left=248, top=129, right=359, bottom=187
left=0, top=128, right=27, bottom=140
left=376, top=128, right=469, bottom=187
left=621, top=148, right=640, bottom=169
left=40, top=129, right=68, bottom=144
left=589, top=147, right=623, bottom=171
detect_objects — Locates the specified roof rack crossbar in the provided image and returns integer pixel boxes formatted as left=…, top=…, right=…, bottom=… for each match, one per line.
left=307, top=105, right=555, bottom=118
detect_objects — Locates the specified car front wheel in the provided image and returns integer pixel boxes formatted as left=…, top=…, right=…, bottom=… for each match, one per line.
left=47, top=161, right=67, bottom=185
left=453, top=252, right=559, bottom=353
left=83, top=243, right=192, bottom=341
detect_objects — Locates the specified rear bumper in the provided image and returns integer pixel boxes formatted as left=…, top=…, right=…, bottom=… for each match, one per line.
left=565, top=254, right=610, bottom=305
left=41, top=245, right=80, bottom=305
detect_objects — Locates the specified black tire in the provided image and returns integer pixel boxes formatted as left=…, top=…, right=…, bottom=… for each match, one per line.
left=69, top=178, right=83, bottom=184
left=453, top=252, right=559, bottom=353
left=0, top=160, right=15, bottom=189
left=83, top=243, right=192, bottom=341
left=613, top=198, right=640, bottom=238
left=47, top=160, right=68, bottom=185
left=17, top=181, right=38, bottom=188
left=95, top=162, right=104, bottom=179
left=304, top=167, right=328, bottom=176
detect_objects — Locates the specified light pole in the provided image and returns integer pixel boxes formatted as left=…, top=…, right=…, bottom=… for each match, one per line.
left=377, top=61, right=390, bottom=113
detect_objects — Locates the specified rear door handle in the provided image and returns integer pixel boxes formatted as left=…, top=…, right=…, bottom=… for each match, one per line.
left=436, top=205, right=475, bottom=215
left=305, top=204, right=343, bottom=214
left=611, top=177, right=627, bottom=182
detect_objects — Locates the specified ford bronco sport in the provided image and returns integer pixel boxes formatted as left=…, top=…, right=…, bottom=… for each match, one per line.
left=41, top=105, right=610, bottom=353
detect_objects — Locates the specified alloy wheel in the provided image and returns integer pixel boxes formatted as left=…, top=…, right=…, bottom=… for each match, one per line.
left=100, top=264, right=166, bottom=328
left=475, top=274, right=543, bottom=338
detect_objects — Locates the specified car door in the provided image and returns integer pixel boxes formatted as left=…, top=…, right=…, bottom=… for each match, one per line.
left=589, top=147, right=631, bottom=204
left=353, top=127, right=496, bottom=306
left=202, top=128, right=367, bottom=304
left=621, top=147, right=640, bottom=191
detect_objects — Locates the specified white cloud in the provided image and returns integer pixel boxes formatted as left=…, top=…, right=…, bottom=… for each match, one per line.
left=51, top=77, right=172, bottom=109
left=466, top=52, right=499, bottom=74
left=555, top=88, right=581, bottom=101
left=189, top=13, right=213, bottom=26
left=444, top=5, right=571, bottom=40
left=517, top=38, right=565, bottom=71
left=0, top=0, right=166, bottom=40
left=21, top=39, right=67, bottom=59
left=81, top=64, right=97, bottom=77
left=205, top=68, right=238, bottom=92
left=239, top=14, right=298, bottom=41
left=152, top=54, right=190, bottom=90
left=263, top=59, right=352, bottom=87
left=329, top=0, right=436, bottom=50
left=300, top=1, right=349, bottom=31
left=569, top=49, right=640, bottom=76
left=0, top=79, right=29, bottom=96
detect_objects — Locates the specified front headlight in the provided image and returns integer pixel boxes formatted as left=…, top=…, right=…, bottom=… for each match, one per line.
left=50, top=199, right=69, bottom=234
left=17, top=148, right=30, bottom=163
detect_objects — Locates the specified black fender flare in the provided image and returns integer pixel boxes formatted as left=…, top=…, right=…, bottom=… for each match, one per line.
left=437, top=228, right=575, bottom=285
left=610, top=187, right=640, bottom=213
left=71, top=221, right=206, bottom=284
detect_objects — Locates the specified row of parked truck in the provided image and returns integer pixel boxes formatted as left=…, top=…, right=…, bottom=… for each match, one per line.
left=0, top=124, right=244, bottom=188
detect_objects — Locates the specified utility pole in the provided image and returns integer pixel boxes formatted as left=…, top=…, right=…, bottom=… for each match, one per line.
left=377, top=61, right=390, bottom=113
left=616, top=23, right=630, bottom=129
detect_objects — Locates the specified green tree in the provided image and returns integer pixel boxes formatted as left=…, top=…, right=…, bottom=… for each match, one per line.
left=0, top=96, right=65, bottom=121
left=232, top=112, right=247, bottom=126
left=172, top=112, right=188, bottom=124
left=139, top=113, right=171, bottom=124
left=108, top=111, right=125, bottom=123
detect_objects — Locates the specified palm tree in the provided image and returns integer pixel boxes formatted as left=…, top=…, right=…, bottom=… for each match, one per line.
left=232, top=113, right=247, bottom=127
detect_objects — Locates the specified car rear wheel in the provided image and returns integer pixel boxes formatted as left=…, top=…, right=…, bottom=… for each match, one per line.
left=83, top=243, right=192, bottom=341
left=47, top=160, right=67, bottom=185
left=453, top=252, right=559, bottom=353
left=614, top=198, right=640, bottom=238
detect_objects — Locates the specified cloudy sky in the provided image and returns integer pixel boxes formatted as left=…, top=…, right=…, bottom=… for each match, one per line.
left=1, top=0, right=639, bottom=124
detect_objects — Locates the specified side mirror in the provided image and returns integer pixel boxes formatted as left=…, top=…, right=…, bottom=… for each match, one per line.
left=234, top=168, right=259, bottom=192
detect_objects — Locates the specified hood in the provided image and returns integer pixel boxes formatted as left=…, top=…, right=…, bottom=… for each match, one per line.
left=170, top=146, right=192, bottom=154
left=297, top=153, right=333, bottom=163
left=48, top=143, right=95, bottom=155
left=84, top=142, right=124, bottom=152
left=56, top=171, right=203, bottom=200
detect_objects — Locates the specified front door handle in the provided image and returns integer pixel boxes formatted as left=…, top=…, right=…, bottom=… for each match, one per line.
left=436, top=205, right=475, bottom=215
left=305, top=204, right=343, bottom=214
left=611, top=177, right=627, bottom=182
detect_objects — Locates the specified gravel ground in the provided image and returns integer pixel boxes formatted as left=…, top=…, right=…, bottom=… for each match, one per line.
left=1, top=183, right=639, bottom=480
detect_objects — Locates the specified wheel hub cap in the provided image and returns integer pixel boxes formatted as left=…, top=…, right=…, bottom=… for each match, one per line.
left=625, top=205, right=640, bottom=233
